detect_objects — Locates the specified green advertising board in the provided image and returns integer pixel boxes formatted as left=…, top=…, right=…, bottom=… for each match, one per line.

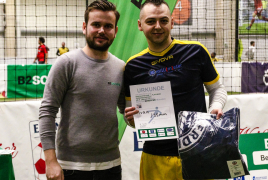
left=7, top=65, right=52, bottom=98
left=0, top=154, right=15, bottom=180
left=239, top=133, right=268, bottom=171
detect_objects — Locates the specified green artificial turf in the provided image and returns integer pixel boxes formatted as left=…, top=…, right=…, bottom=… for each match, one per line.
left=239, top=23, right=268, bottom=35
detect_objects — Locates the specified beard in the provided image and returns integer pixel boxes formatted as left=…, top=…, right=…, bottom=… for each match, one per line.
left=85, top=33, right=114, bottom=52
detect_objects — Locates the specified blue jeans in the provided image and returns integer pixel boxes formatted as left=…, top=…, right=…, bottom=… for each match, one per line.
left=63, top=165, right=121, bottom=180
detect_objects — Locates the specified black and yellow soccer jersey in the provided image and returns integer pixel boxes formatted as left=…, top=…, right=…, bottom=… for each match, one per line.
left=57, top=47, right=69, bottom=56
left=124, top=38, right=220, bottom=156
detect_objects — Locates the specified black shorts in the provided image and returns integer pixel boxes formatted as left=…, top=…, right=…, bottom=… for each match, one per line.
left=63, top=165, right=121, bottom=180
left=38, top=61, right=45, bottom=64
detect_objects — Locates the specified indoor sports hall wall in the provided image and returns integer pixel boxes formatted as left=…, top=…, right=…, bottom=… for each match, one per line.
left=0, top=0, right=87, bottom=64
left=171, top=0, right=236, bottom=61
left=1, top=0, right=268, bottom=94
left=1, top=0, right=268, bottom=63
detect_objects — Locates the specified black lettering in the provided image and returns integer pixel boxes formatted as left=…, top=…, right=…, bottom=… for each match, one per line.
left=183, top=136, right=192, bottom=146
left=26, top=76, right=32, bottom=84
left=131, top=0, right=142, bottom=9
left=178, top=139, right=181, bottom=149
left=189, top=129, right=199, bottom=139
left=261, top=155, right=265, bottom=161
left=18, top=76, right=25, bottom=84
left=197, top=125, right=204, bottom=131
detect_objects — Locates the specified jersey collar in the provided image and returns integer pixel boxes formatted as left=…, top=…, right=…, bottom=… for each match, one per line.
left=148, top=38, right=176, bottom=57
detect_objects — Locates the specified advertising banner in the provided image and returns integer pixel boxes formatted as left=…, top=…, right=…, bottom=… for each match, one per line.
left=0, top=101, right=60, bottom=180
left=230, top=133, right=268, bottom=180
left=172, top=0, right=192, bottom=25
left=0, top=95, right=268, bottom=179
left=7, top=65, right=52, bottom=98
left=241, top=62, right=268, bottom=93
left=239, top=133, right=268, bottom=171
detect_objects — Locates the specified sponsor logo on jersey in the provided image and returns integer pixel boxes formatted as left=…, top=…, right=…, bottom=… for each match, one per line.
left=148, top=69, right=156, bottom=76
left=148, top=64, right=182, bottom=77
left=151, top=55, right=174, bottom=65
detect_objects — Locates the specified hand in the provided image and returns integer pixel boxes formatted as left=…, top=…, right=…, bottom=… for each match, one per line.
left=124, top=107, right=139, bottom=127
left=210, top=109, right=223, bottom=120
left=46, top=160, right=64, bottom=180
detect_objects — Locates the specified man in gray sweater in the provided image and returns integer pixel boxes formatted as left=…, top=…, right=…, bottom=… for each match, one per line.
left=39, top=1, right=125, bottom=180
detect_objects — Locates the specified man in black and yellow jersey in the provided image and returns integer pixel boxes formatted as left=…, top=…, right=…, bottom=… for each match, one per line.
left=211, top=52, right=219, bottom=63
left=123, top=0, right=228, bottom=180
left=56, top=42, right=69, bottom=56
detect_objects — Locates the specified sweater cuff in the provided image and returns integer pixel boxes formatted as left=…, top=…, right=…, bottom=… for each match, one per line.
left=40, top=139, right=56, bottom=151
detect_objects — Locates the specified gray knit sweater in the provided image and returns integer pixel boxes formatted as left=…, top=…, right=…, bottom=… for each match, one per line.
left=39, top=49, right=125, bottom=163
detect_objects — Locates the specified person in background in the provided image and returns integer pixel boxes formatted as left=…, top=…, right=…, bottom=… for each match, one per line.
left=56, top=42, right=69, bottom=56
left=33, top=37, right=48, bottom=64
left=211, top=52, right=219, bottom=63
left=123, top=0, right=227, bottom=180
left=39, top=1, right=125, bottom=180
left=245, top=41, right=255, bottom=60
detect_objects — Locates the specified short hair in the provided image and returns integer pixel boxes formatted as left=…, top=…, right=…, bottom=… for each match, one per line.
left=250, top=41, right=255, bottom=45
left=84, top=0, right=120, bottom=27
left=211, top=52, right=216, bottom=56
left=140, top=0, right=170, bottom=11
left=39, top=37, right=45, bottom=43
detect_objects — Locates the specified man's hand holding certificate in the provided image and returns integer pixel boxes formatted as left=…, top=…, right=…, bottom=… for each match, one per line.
left=129, top=81, right=179, bottom=141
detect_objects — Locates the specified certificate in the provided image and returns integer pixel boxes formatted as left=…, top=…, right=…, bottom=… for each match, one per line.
left=130, top=81, right=178, bottom=141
